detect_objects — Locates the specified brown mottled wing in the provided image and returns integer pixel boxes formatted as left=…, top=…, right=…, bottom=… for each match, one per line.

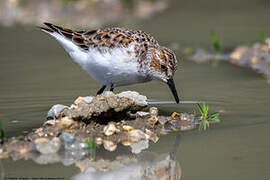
left=42, top=23, right=159, bottom=53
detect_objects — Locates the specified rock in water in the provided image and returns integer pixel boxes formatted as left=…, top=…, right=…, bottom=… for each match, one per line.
left=59, top=91, right=148, bottom=122
left=117, top=91, right=148, bottom=106
left=34, top=137, right=61, bottom=154
left=47, top=104, right=68, bottom=119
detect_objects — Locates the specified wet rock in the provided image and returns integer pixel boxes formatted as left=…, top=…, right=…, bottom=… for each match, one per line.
left=65, top=139, right=88, bottom=151
left=103, top=122, right=119, bottom=136
left=47, top=104, right=68, bottom=120
left=180, top=112, right=193, bottom=121
left=149, top=107, right=158, bottom=116
left=7, top=140, right=34, bottom=160
left=60, top=132, right=75, bottom=144
left=60, top=91, right=147, bottom=122
left=60, top=132, right=88, bottom=151
left=34, top=137, right=61, bottom=154
left=130, top=140, right=149, bottom=154
left=103, top=140, right=117, bottom=152
left=145, top=129, right=159, bottom=143
left=60, top=149, right=89, bottom=166
left=0, top=148, right=8, bottom=159
left=122, top=125, right=134, bottom=131
left=163, top=120, right=182, bottom=132
left=32, top=152, right=61, bottom=164
left=95, top=137, right=103, bottom=145
left=127, top=129, right=146, bottom=142
left=117, top=91, right=148, bottom=107
left=147, top=116, right=158, bottom=125
left=43, top=119, right=57, bottom=127
left=171, top=112, right=181, bottom=119
left=57, top=117, right=78, bottom=129
left=122, top=140, right=133, bottom=146
left=136, top=111, right=150, bottom=118
left=74, top=96, right=94, bottom=105
left=102, top=91, right=114, bottom=97
left=180, top=124, right=196, bottom=131
left=157, top=116, right=169, bottom=125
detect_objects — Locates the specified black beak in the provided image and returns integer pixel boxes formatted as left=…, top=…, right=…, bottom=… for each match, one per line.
left=167, top=78, right=179, bottom=104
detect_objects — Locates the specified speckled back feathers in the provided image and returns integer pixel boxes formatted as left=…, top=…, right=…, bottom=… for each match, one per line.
left=42, top=23, right=158, bottom=57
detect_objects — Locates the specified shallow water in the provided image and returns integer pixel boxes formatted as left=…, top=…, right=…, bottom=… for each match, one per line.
left=1, top=0, right=270, bottom=179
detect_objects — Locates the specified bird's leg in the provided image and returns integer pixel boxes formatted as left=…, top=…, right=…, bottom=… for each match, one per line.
left=110, top=84, right=114, bottom=92
left=96, top=85, right=106, bottom=95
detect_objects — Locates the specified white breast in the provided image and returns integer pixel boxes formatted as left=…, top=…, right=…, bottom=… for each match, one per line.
left=50, top=32, right=149, bottom=87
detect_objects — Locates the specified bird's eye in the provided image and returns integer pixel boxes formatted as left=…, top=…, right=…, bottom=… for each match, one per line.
left=161, top=64, right=167, bottom=71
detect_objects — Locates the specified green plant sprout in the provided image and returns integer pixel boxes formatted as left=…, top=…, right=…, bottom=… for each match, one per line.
left=86, top=137, right=96, bottom=160
left=258, top=31, right=266, bottom=42
left=86, top=137, right=95, bottom=148
left=210, top=32, right=221, bottom=53
left=195, top=103, right=220, bottom=131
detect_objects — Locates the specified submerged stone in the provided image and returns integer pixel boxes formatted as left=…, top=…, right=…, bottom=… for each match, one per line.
left=60, top=132, right=75, bottom=144
left=34, top=137, right=61, bottom=154
left=60, top=132, right=88, bottom=151
left=130, top=140, right=149, bottom=154
left=103, top=140, right=117, bottom=152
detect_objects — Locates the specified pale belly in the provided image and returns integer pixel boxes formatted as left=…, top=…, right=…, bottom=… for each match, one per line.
left=50, top=32, right=150, bottom=87
left=70, top=46, right=150, bottom=87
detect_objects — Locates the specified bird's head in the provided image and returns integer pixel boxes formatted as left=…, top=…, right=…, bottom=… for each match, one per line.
left=147, top=46, right=179, bottom=103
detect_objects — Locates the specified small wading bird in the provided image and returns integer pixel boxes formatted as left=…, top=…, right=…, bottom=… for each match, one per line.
left=40, top=22, right=180, bottom=103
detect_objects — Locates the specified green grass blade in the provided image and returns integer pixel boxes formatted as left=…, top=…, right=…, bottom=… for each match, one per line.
left=208, top=112, right=220, bottom=119
left=210, top=32, right=221, bottom=52
left=258, top=31, right=266, bottom=42
left=197, top=103, right=204, bottom=115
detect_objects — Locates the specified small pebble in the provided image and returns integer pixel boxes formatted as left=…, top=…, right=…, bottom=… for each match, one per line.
left=149, top=107, right=158, bottom=116
left=103, top=140, right=117, bottom=152
left=122, top=125, right=134, bottom=131
left=147, top=116, right=158, bottom=125
left=58, top=117, right=76, bottom=128
left=136, top=111, right=150, bottom=118
left=103, top=122, right=118, bottom=136
left=95, top=137, right=103, bottom=145
left=122, top=140, right=133, bottom=146
left=171, top=112, right=181, bottom=119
